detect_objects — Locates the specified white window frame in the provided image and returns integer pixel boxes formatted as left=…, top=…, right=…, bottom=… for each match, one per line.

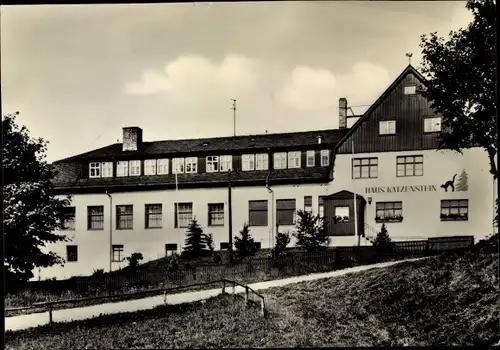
left=173, top=158, right=185, bottom=174
left=242, top=154, right=255, bottom=171
left=144, top=159, right=157, bottom=175
left=335, top=206, right=350, bottom=223
left=306, top=151, right=315, bottom=167
left=129, top=160, right=141, bottom=176
left=424, top=117, right=442, bottom=133
left=206, top=156, right=219, bottom=173
left=273, top=152, right=287, bottom=169
left=379, top=120, right=396, bottom=135
left=185, top=157, right=197, bottom=173
left=89, top=162, right=101, bottom=178
left=287, top=151, right=301, bottom=169
left=320, top=150, right=329, bottom=167
left=220, top=155, right=232, bottom=172
left=157, top=159, right=169, bottom=175
left=116, top=161, right=129, bottom=177
left=404, top=85, right=417, bottom=95
left=255, top=154, right=268, bottom=170
left=101, top=162, right=113, bottom=178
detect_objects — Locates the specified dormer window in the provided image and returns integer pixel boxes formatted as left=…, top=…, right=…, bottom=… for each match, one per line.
left=101, top=162, right=113, bottom=178
left=320, top=150, right=330, bottom=166
left=242, top=154, right=255, bottom=171
left=185, top=157, right=197, bottom=173
left=379, top=120, right=396, bottom=135
left=404, top=85, right=417, bottom=95
left=89, top=162, right=101, bottom=178
left=117, top=161, right=128, bottom=177
left=255, top=154, right=268, bottom=170
left=129, top=160, right=141, bottom=176
left=206, top=156, right=219, bottom=172
left=306, top=151, right=315, bottom=167
left=287, top=152, right=301, bottom=169
left=220, top=155, right=232, bottom=172
left=173, top=158, right=185, bottom=174
left=273, top=152, right=287, bottom=169
left=157, top=159, right=169, bottom=175
left=144, top=159, right=157, bottom=175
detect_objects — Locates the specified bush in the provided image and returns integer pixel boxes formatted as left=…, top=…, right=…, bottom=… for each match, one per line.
left=293, top=210, right=330, bottom=251
left=271, top=228, right=291, bottom=259
left=164, top=253, right=181, bottom=277
left=234, top=223, right=259, bottom=260
left=126, top=252, right=144, bottom=269
left=92, top=269, right=105, bottom=276
left=373, top=224, right=395, bottom=255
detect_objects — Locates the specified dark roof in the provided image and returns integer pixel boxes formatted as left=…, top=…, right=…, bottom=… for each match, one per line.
left=324, top=190, right=366, bottom=202
left=54, top=128, right=348, bottom=163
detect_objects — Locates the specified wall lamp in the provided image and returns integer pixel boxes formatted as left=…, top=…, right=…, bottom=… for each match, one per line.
left=367, top=197, right=373, bottom=205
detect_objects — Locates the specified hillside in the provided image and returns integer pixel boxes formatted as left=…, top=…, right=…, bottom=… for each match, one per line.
left=5, top=249, right=499, bottom=348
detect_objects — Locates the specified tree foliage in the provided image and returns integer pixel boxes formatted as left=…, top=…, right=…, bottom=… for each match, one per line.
left=293, top=209, right=330, bottom=251
left=419, top=0, right=497, bottom=178
left=182, top=218, right=210, bottom=259
left=373, top=224, right=395, bottom=253
left=234, top=222, right=259, bottom=260
left=126, top=252, right=144, bottom=269
left=271, top=226, right=291, bottom=259
left=3, top=113, right=71, bottom=286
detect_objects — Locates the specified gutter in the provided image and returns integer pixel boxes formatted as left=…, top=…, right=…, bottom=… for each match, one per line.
left=105, top=188, right=113, bottom=273
left=265, top=148, right=275, bottom=247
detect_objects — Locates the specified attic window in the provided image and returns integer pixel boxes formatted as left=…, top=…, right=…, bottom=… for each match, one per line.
left=404, top=85, right=417, bottom=95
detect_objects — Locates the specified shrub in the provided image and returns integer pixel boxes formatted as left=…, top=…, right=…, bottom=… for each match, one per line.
left=293, top=210, right=330, bottom=251
left=234, top=223, right=259, bottom=260
left=372, top=224, right=395, bottom=255
left=92, top=269, right=105, bottom=276
left=271, top=227, right=291, bottom=259
left=126, top=252, right=144, bottom=269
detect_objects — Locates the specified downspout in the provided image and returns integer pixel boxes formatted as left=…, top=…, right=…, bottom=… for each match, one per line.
left=106, top=189, right=113, bottom=273
left=265, top=148, right=274, bottom=248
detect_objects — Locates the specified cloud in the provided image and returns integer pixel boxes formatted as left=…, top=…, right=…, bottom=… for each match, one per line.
left=276, top=61, right=391, bottom=113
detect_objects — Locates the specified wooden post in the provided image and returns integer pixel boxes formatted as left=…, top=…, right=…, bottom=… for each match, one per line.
left=232, top=281, right=235, bottom=295
left=260, top=298, right=265, bottom=317
left=48, top=304, right=53, bottom=326
left=163, top=290, right=167, bottom=304
left=222, top=280, right=226, bottom=294
left=244, top=286, right=249, bottom=304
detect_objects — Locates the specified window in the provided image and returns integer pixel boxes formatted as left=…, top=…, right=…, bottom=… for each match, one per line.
left=208, top=203, right=224, bottom=226
left=334, top=206, right=350, bottom=223
left=89, top=162, right=101, bottom=178
left=61, top=207, right=76, bottom=230
left=375, top=201, right=403, bottom=222
left=145, top=204, right=162, bottom=229
left=441, top=200, right=468, bottom=221
left=206, top=156, right=219, bottom=172
left=276, top=199, right=296, bottom=226
left=129, top=160, right=141, bottom=176
left=274, top=152, right=287, bottom=169
left=256, top=154, right=268, bottom=170
left=306, top=151, right=315, bottom=167
left=144, top=159, right=157, bottom=175
left=165, top=244, right=178, bottom=257
left=352, top=157, right=378, bottom=179
left=116, top=161, right=128, bottom=177
left=173, top=158, right=185, bottom=174
left=116, top=205, right=133, bottom=230
left=321, top=150, right=330, bottom=166
left=185, top=157, right=197, bottom=173
left=242, top=154, right=255, bottom=171
left=249, top=200, right=268, bottom=226
left=112, top=245, right=124, bottom=262
left=101, top=162, right=113, bottom=178
left=304, top=196, right=312, bottom=213
left=318, top=196, right=325, bottom=218
left=397, top=155, right=423, bottom=177
left=379, top=120, right=396, bottom=135
left=424, top=117, right=442, bottom=133
left=87, top=206, right=104, bottom=230
left=220, top=155, right=232, bottom=172
left=287, top=152, right=301, bottom=168
left=404, top=85, right=417, bottom=95
left=157, top=159, right=169, bottom=175
left=175, top=202, right=193, bottom=228
left=66, top=245, right=78, bottom=262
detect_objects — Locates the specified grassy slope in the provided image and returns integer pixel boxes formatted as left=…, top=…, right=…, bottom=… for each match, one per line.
left=5, top=251, right=499, bottom=348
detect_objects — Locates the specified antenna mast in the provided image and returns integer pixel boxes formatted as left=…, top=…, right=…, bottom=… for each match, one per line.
left=231, top=99, right=236, bottom=137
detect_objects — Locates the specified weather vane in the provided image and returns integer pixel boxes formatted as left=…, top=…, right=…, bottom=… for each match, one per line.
left=406, top=53, right=413, bottom=65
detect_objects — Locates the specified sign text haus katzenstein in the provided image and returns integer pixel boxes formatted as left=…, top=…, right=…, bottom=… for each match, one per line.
left=364, top=185, right=438, bottom=194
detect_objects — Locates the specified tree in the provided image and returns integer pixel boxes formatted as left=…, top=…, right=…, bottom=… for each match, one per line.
left=182, top=218, right=208, bottom=259
left=456, top=169, right=469, bottom=192
left=204, top=233, right=214, bottom=254
left=293, top=209, right=330, bottom=251
left=372, top=224, right=395, bottom=254
left=271, top=226, right=291, bottom=259
left=419, top=0, right=497, bottom=178
left=3, top=113, right=72, bottom=287
left=234, top=222, right=259, bottom=260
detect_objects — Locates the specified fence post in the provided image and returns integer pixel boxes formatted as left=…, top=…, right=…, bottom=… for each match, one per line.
left=222, top=280, right=226, bottom=294
left=244, top=286, right=249, bottom=305
left=163, top=290, right=167, bottom=304
left=48, top=304, right=53, bottom=326
left=260, top=298, right=265, bottom=317
left=232, top=281, right=235, bottom=295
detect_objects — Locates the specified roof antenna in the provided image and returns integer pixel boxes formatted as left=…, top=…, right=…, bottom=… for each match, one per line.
left=406, top=53, right=413, bottom=65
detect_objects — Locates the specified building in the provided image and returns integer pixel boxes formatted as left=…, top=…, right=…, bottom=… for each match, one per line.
left=39, top=64, right=496, bottom=280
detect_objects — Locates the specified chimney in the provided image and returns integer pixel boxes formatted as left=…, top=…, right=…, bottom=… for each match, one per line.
left=122, top=127, right=143, bottom=152
left=339, top=97, right=348, bottom=129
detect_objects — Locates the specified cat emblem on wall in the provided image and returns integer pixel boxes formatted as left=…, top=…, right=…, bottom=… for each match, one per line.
left=440, top=169, right=468, bottom=192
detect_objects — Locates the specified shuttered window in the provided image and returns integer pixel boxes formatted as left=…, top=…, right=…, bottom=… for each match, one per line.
left=276, top=199, right=296, bottom=225
left=249, top=200, right=268, bottom=226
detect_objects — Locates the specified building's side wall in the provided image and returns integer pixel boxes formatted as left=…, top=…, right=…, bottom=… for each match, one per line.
left=333, top=148, right=496, bottom=242
left=37, top=183, right=331, bottom=280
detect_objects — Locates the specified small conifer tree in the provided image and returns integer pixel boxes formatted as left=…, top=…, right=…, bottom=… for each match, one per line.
left=293, top=209, right=330, bottom=251
left=373, top=223, right=395, bottom=253
left=182, top=219, right=208, bottom=259
left=234, top=223, right=259, bottom=260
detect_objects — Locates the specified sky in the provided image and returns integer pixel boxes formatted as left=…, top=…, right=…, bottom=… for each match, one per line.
left=1, top=2, right=473, bottom=163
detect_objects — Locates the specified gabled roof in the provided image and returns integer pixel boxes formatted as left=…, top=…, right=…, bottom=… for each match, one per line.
left=334, top=65, right=427, bottom=151
left=54, top=128, right=348, bottom=164
left=324, top=190, right=366, bottom=202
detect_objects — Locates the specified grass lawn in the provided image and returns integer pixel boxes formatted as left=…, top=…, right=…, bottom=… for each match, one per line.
left=5, top=250, right=498, bottom=348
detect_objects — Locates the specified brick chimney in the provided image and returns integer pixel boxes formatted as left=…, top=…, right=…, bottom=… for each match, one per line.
left=339, top=98, right=348, bottom=129
left=122, top=127, right=143, bottom=151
